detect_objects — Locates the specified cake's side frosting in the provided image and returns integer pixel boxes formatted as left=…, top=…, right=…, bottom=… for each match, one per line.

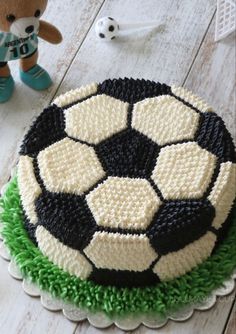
left=17, top=78, right=236, bottom=288
left=1, top=177, right=236, bottom=317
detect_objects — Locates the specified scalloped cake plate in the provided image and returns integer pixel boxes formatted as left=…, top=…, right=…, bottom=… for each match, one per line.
left=1, top=178, right=236, bottom=331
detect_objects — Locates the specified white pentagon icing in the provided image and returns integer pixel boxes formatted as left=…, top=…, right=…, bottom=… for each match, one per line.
left=37, top=138, right=105, bottom=195
left=86, top=177, right=161, bottom=230
left=65, top=95, right=128, bottom=144
left=53, top=82, right=98, bottom=108
left=171, top=85, right=213, bottom=112
left=132, top=95, right=200, bottom=145
left=84, top=231, right=157, bottom=272
left=36, top=226, right=92, bottom=279
left=152, top=142, right=217, bottom=200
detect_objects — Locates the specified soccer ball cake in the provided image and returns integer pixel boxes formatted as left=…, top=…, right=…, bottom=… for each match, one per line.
left=17, top=78, right=236, bottom=288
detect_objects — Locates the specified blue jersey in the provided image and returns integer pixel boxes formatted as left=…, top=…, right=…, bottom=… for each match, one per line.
left=0, top=32, right=38, bottom=62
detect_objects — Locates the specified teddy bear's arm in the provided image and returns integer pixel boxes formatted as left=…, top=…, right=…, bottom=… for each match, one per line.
left=38, top=20, right=62, bottom=44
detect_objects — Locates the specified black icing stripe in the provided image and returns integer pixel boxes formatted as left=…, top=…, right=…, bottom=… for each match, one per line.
left=97, top=78, right=172, bottom=104
left=88, top=267, right=160, bottom=288
left=147, top=199, right=215, bottom=255
left=35, top=192, right=98, bottom=251
left=196, top=112, right=236, bottom=163
left=20, top=105, right=66, bottom=157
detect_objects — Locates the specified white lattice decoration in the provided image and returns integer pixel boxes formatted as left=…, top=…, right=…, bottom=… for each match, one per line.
left=215, top=0, right=236, bottom=41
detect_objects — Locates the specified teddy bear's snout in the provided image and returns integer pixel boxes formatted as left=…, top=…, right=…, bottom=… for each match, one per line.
left=10, top=17, right=40, bottom=38
left=25, top=25, right=34, bottom=34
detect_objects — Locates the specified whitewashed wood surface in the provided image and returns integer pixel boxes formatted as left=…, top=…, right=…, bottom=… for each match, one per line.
left=0, top=0, right=235, bottom=333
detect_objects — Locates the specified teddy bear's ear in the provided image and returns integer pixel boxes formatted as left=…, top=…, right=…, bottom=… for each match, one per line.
left=42, top=0, right=48, bottom=8
left=0, top=0, right=48, bottom=16
left=40, top=0, right=49, bottom=10
left=36, top=0, right=49, bottom=16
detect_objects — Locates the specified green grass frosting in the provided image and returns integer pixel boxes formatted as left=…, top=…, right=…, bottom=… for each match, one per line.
left=1, top=177, right=236, bottom=318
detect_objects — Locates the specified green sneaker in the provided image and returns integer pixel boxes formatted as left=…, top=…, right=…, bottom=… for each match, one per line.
left=0, top=76, right=15, bottom=103
left=20, top=65, right=52, bottom=91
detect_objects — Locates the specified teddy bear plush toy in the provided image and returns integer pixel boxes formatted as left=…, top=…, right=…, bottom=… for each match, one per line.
left=0, top=0, right=62, bottom=103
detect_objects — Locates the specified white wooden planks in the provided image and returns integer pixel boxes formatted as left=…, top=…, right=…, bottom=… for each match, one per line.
left=0, top=257, right=76, bottom=334
left=224, top=299, right=236, bottom=334
left=185, top=18, right=236, bottom=141
left=55, top=0, right=216, bottom=92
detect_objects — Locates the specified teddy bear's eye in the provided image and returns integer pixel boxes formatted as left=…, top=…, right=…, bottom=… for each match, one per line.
left=6, top=14, right=16, bottom=23
left=34, top=10, right=41, bottom=18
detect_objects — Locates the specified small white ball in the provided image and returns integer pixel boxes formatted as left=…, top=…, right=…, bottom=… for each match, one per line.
left=95, top=17, right=119, bottom=41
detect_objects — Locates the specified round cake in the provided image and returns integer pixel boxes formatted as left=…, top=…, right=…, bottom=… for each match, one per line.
left=1, top=78, right=236, bottom=317
left=16, top=78, right=236, bottom=288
